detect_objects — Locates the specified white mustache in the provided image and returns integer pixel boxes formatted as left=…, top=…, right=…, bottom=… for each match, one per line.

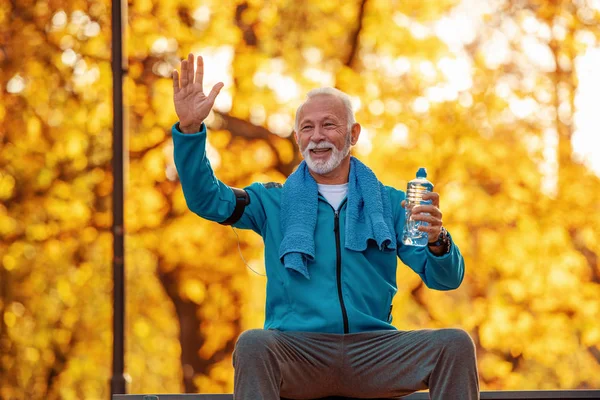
left=306, top=141, right=334, bottom=150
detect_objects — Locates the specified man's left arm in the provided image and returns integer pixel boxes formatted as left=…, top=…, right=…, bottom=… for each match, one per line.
left=396, top=192, right=465, bottom=290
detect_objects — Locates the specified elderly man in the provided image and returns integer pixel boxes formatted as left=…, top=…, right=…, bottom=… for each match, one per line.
left=171, top=53, right=479, bottom=400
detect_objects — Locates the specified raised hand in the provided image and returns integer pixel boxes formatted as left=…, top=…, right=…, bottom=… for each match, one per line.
left=172, top=53, right=224, bottom=134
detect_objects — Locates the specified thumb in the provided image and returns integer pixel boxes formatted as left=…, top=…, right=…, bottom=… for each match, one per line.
left=207, top=82, right=224, bottom=103
left=401, top=200, right=406, bottom=208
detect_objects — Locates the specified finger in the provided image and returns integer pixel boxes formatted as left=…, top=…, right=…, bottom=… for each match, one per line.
left=207, top=82, right=225, bottom=103
left=187, top=53, right=195, bottom=87
left=180, top=60, right=189, bottom=87
left=412, top=215, right=441, bottom=225
left=172, top=70, right=180, bottom=93
left=424, top=227, right=442, bottom=243
left=412, top=214, right=442, bottom=226
left=422, top=192, right=440, bottom=207
left=402, top=201, right=416, bottom=211
left=195, top=55, right=204, bottom=89
left=418, top=225, right=441, bottom=235
left=413, top=205, right=442, bottom=218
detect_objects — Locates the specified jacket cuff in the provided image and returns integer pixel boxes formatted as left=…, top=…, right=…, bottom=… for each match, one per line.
left=172, top=122, right=206, bottom=136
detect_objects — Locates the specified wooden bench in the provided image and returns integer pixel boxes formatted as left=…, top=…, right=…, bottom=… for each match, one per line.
left=113, top=391, right=600, bottom=399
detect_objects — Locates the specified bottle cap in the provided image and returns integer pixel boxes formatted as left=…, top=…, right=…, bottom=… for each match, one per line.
left=416, top=167, right=427, bottom=178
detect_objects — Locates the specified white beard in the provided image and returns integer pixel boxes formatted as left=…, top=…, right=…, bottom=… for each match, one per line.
left=302, top=134, right=352, bottom=175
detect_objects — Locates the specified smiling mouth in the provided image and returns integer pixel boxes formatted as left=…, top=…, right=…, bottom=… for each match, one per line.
left=310, top=149, right=332, bottom=154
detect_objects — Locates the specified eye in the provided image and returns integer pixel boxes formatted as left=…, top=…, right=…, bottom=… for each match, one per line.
left=301, top=125, right=313, bottom=131
left=324, top=123, right=335, bottom=128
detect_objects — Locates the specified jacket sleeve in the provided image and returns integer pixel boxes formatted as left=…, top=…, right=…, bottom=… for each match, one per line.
left=392, top=188, right=465, bottom=290
left=172, top=122, right=266, bottom=235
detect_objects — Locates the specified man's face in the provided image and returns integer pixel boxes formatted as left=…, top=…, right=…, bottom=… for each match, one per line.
left=295, top=94, right=352, bottom=175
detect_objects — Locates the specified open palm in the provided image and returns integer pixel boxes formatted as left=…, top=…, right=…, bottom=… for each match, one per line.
left=172, top=53, right=224, bottom=133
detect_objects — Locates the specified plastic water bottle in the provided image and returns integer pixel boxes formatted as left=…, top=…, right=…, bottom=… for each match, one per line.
left=402, top=167, right=434, bottom=247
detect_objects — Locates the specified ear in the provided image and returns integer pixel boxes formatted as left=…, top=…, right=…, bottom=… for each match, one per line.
left=293, top=131, right=299, bottom=144
left=350, top=123, right=361, bottom=146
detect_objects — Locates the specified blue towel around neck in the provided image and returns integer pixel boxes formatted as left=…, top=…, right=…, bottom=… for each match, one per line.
left=279, top=157, right=396, bottom=279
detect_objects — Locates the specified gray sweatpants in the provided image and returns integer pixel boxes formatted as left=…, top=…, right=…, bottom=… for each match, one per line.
left=232, top=328, right=479, bottom=400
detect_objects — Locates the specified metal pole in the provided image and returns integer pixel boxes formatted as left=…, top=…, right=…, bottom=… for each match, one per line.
left=111, top=0, right=127, bottom=395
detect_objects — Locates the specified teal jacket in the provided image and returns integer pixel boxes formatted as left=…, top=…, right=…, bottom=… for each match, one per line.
left=172, top=123, right=465, bottom=334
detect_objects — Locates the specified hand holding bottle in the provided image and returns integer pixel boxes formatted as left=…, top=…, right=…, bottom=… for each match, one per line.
left=401, top=168, right=443, bottom=246
left=401, top=192, right=443, bottom=244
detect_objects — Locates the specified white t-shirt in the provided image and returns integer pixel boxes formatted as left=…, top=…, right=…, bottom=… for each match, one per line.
left=318, top=183, right=348, bottom=211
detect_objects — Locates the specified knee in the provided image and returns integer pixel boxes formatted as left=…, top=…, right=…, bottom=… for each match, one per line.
left=233, top=329, right=275, bottom=365
left=436, top=328, right=476, bottom=360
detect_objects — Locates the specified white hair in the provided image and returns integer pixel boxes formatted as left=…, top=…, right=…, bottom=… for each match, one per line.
left=293, top=87, right=356, bottom=132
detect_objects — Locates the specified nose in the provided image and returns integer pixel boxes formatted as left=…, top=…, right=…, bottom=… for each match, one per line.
left=311, top=126, right=326, bottom=141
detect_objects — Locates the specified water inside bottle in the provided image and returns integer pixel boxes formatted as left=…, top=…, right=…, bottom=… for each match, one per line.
left=402, top=182, right=432, bottom=246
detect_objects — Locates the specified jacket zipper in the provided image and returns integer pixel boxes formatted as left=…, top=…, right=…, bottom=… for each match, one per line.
left=333, top=202, right=349, bottom=334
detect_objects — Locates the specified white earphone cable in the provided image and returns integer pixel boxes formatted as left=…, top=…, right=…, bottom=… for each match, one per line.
left=231, top=227, right=266, bottom=276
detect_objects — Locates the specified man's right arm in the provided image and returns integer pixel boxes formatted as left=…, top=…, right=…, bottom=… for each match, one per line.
left=172, top=122, right=266, bottom=234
